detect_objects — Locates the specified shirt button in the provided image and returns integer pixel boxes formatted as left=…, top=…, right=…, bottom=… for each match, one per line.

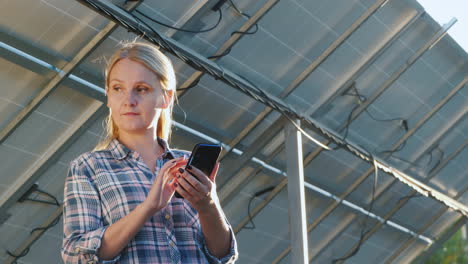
left=165, top=214, right=171, bottom=220
left=169, top=241, right=175, bottom=247
left=75, top=247, right=80, bottom=253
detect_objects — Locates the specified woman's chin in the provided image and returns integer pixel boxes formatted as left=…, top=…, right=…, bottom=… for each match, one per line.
left=119, top=126, right=151, bottom=134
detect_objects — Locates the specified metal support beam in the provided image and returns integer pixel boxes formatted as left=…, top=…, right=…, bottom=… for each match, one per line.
left=285, top=119, right=308, bottom=264
left=177, top=0, right=280, bottom=99
left=412, top=216, right=467, bottom=264
left=0, top=2, right=140, bottom=145
left=271, top=75, right=468, bottom=262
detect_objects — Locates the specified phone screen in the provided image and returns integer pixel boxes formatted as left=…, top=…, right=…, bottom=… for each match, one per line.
left=186, top=144, right=222, bottom=178
left=174, top=143, right=222, bottom=199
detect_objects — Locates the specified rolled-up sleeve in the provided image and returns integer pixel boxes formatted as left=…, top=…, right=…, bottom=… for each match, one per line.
left=61, top=156, right=120, bottom=264
left=203, top=225, right=238, bottom=264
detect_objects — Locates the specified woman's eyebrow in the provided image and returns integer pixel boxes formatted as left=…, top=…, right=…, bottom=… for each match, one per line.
left=109, top=80, right=152, bottom=87
left=109, top=78, right=123, bottom=83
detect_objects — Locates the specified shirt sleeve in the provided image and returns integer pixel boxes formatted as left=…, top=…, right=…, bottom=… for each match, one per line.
left=203, top=224, right=238, bottom=264
left=61, top=155, right=120, bottom=264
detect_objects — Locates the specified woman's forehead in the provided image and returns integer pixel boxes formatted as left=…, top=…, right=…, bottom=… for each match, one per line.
left=109, top=58, right=160, bottom=83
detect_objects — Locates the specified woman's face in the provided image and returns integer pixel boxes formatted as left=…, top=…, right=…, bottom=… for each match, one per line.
left=107, top=58, right=170, bottom=135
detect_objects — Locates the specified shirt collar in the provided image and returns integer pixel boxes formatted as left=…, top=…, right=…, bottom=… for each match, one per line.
left=108, top=138, right=175, bottom=160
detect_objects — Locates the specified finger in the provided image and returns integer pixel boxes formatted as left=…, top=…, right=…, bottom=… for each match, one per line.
left=175, top=182, right=191, bottom=199
left=179, top=168, right=208, bottom=193
left=168, top=179, right=179, bottom=192
left=210, top=162, right=220, bottom=181
left=177, top=176, right=202, bottom=197
left=161, top=157, right=185, bottom=171
left=186, top=165, right=211, bottom=185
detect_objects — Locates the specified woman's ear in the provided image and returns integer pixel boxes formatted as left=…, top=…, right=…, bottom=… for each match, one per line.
left=161, top=90, right=174, bottom=108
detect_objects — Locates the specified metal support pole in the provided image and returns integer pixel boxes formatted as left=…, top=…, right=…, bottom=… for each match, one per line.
left=285, top=119, right=308, bottom=264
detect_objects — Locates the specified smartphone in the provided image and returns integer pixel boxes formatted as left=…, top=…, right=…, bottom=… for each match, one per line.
left=174, top=143, right=222, bottom=198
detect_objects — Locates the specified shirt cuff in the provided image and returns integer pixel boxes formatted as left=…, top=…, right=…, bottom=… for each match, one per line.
left=72, top=226, right=121, bottom=264
left=203, top=227, right=238, bottom=264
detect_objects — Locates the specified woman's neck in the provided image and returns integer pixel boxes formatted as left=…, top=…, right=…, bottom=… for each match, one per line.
left=117, top=131, right=164, bottom=159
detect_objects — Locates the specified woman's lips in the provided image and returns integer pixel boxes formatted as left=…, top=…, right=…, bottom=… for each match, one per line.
left=123, top=112, right=139, bottom=115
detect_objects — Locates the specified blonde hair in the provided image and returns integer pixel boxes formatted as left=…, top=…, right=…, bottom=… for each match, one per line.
left=94, top=42, right=176, bottom=151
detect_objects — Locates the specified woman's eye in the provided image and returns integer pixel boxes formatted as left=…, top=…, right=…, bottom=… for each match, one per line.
left=112, top=86, right=121, bottom=91
left=136, top=86, right=149, bottom=92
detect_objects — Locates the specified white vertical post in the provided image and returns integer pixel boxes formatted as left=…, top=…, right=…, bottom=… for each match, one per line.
left=285, top=118, right=309, bottom=263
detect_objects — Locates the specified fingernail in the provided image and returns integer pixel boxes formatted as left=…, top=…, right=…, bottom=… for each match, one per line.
left=177, top=174, right=180, bottom=178
left=178, top=168, right=184, bottom=173
left=187, top=165, right=192, bottom=170
left=174, top=183, right=178, bottom=187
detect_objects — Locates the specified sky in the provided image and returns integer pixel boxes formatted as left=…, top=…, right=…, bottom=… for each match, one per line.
left=416, top=0, right=468, bottom=52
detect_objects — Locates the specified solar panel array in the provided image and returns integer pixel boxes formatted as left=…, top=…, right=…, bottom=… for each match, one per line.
left=0, top=0, right=466, bottom=263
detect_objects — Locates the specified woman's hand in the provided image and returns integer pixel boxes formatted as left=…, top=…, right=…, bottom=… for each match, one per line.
left=142, top=157, right=186, bottom=213
left=175, top=163, right=220, bottom=214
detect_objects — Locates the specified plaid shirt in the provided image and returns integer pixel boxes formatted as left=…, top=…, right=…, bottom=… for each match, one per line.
left=62, top=138, right=238, bottom=264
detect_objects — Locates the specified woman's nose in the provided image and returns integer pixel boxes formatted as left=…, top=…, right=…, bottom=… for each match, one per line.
left=123, top=91, right=137, bottom=106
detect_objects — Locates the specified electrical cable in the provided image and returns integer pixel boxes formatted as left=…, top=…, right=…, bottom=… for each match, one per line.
left=208, top=48, right=232, bottom=60
left=134, top=8, right=222, bottom=34
left=332, top=159, right=379, bottom=263
left=396, top=193, right=422, bottom=204
left=343, top=86, right=408, bottom=128
left=428, top=146, right=445, bottom=174
left=228, top=0, right=259, bottom=36
left=243, top=185, right=275, bottom=230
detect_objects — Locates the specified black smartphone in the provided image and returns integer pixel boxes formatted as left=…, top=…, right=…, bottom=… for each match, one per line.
left=174, top=143, right=222, bottom=198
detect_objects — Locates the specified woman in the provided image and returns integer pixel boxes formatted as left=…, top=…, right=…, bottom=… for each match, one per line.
left=61, top=42, right=238, bottom=264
